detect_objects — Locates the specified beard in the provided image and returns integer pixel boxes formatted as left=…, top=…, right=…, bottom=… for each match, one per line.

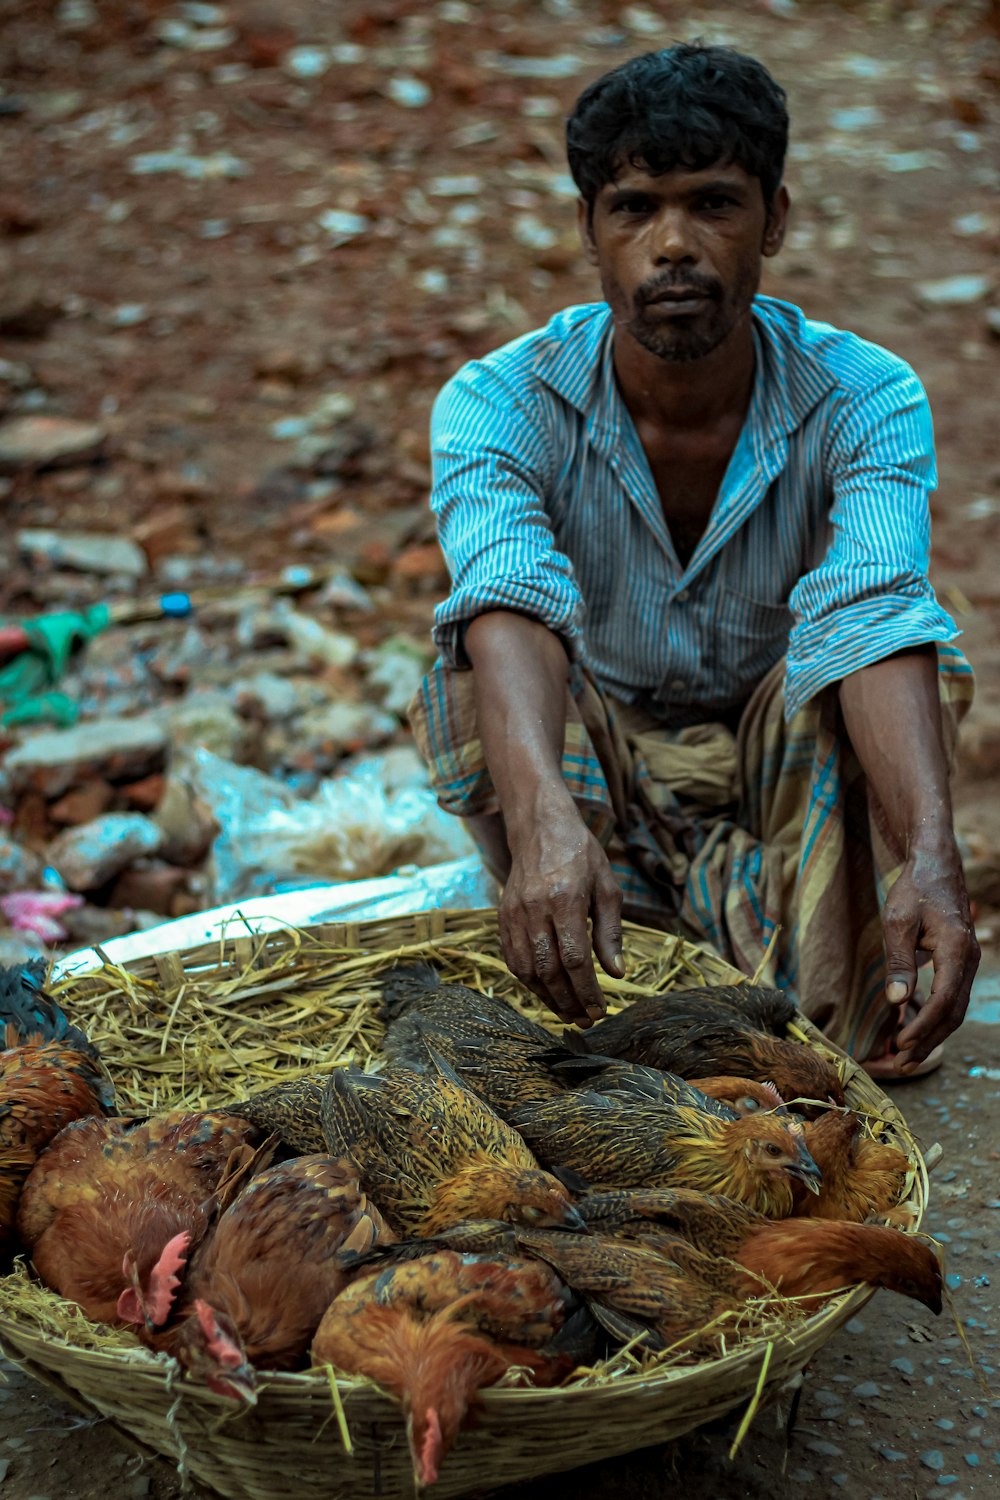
left=609, top=264, right=759, bottom=364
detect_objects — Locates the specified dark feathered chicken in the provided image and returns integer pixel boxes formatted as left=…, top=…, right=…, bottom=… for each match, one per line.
left=381, top=963, right=565, bottom=1116
left=579, top=1000, right=845, bottom=1110
left=226, top=1075, right=326, bottom=1154
left=511, top=1089, right=822, bottom=1216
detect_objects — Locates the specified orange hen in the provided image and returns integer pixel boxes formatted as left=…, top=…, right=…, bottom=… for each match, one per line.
left=312, top=1248, right=571, bottom=1487
left=792, top=1110, right=910, bottom=1222
left=17, top=1110, right=262, bottom=1326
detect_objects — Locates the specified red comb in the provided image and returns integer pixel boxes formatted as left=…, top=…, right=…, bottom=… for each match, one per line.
left=146, top=1231, right=191, bottom=1327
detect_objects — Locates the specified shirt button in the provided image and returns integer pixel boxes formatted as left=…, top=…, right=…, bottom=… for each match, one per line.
left=670, top=678, right=686, bottom=693
left=676, top=589, right=689, bottom=602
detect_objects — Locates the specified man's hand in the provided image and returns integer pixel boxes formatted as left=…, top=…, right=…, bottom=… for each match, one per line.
left=881, top=838, right=980, bottom=1072
left=499, top=805, right=624, bottom=1028
left=839, top=646, right=977, bottom=1071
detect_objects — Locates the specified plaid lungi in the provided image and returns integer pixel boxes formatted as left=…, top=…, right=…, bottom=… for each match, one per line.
left=408, top=644, right=974, bottom=1060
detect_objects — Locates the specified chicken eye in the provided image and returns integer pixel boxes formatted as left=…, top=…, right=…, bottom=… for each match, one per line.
left=519, top=1205, right=545, bottom=1223
left=739, top=1097, right=761, bottom=1113
left=764, top=1141, right=783, bottom=1157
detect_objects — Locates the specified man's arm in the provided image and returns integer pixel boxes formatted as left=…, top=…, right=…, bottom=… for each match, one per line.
left=464, top=610, right=624, bottom=1027
left=838, top=644, right=979, bottom=1071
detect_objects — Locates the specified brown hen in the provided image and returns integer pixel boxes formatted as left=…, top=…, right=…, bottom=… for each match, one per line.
left=792, top=1110, right=911, bottom=1223
left=155, top=1155, right=395, bottom=1399
left=319, top=1052, right=585, bottom=1236
left=1, top=960, right=114, bottom=1244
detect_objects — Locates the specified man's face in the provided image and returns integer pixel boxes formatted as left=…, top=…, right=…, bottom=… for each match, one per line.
left=579, top=161, right=789, bottom=363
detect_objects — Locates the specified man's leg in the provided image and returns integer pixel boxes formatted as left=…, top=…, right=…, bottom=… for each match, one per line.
left=732, top=645, right=974, bottom=1061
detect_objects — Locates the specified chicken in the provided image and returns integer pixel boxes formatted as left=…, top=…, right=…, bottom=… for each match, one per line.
left=591, top=983, right=797, bottom=1034
left=510, top=1089, right=822, bottom=1216
left=546, top=1052, right=781, bottom=1121
left=319, top=1052, right=585, bottom=1237
left=688, top=1076, right=788, bottom=1116
left=226, top=1074, right=326, bottom=1155
left=792, top=1110, right=911, bottom=1223
left=576, top=1186, right=769, bottom=1254
left=381, top=963, right=565, bottom=1116
left=312, top=1248, right=572, bottom=1488
left=728, top=1218, right=942, bottom=1312
left=1, top=961, right=115, bottom=1243
left=157, top=1156, right=396, bottom=1399
left=17, top=1109, right=263, bottom=1326
left=509, top=1227, right=735, bottom=1354
left=579, top=1000, right=845, bottom=1109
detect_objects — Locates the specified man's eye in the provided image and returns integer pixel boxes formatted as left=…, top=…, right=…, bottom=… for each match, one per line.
left=615, top=196, right=652, bottom=214
left=700, top=195, right=736, bottom=211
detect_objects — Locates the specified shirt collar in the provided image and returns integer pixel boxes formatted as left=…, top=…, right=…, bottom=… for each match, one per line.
left=534, top=296, right=841, bottom=449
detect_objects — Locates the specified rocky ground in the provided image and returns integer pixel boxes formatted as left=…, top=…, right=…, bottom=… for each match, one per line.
left=1, top=0, right=999, bottom=1496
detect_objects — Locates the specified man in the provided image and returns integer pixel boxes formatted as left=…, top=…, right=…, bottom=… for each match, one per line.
left=409, top=44, right=979, bottom=1077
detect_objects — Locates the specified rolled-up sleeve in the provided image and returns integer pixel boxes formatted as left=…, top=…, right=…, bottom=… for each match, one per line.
left=784, top=368, right=959, bottom=718
left=429, top=362, right=584, bottom=668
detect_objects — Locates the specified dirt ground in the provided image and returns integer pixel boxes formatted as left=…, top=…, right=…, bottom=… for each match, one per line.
left=2, top=0, right=1000, bottom=1496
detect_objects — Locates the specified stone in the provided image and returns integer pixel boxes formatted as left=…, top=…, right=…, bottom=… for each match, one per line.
left=230, top=671, right=315, bottom=722
left=0, top=276, right=61, bottom=337
left=48, top=813, right=164, bottom=891
left=117, top=773, right=166, bottom=813
left=48, top=777, right=115, bottom=826
left=921, top=1451, right=946, bottom=1471
left=0, top=834, right=44, bottom=893
left=916, top=274, right=993, bottom=308
left=3, top=718, right=168, bottom=798
left=295, top=700, right=396, bottom=758
left=153, top=775, right=217, bottom=866
left=156, top=693, right=254, bottom=760
left=0, top=415, right=106, bottom=472
left=17, top=529, right=147, bottom=578
left=109, top=864, right=191, bottom=915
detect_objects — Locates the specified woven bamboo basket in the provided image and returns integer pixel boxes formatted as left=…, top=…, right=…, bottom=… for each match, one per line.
left=0, top=908, right=932, bottom=1500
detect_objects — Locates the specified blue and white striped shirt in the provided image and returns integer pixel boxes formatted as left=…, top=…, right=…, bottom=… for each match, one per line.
left=429, top=296, right=959, bottom=721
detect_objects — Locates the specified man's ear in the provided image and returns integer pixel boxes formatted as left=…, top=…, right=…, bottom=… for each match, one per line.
left=577, top=197, right=599, bottom=265
left=763, top=184, right=790, bottom=258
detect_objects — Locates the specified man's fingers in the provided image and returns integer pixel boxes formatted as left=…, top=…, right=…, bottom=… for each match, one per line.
left=553, top=911, right=607, bottom=1023
left=531, top=926, right=592, bottom=1026
left=591, top=876, right=625, bottom=983
left=898, top=952, right=975, bottom=1067
left=883, top=903, right=920, bottom=1005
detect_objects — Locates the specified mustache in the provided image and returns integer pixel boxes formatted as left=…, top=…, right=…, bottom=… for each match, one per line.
left=638, top=272, right=722, bottom=306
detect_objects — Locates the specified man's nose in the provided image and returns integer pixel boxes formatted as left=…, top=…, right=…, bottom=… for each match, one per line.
left=653, top=209, right=697, bottom=264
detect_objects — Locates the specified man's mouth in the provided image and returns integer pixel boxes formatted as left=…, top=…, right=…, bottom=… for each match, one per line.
left=644, top=288, right=712, bottom=313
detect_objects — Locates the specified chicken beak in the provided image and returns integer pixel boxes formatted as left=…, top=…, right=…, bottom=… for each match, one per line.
left=562, top=1204, right=589, bottom=1233
left=789, top=1143, right=824, bottom=1194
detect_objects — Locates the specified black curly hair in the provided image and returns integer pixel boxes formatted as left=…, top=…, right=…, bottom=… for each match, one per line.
left=567, top=44, right=788, bottom=220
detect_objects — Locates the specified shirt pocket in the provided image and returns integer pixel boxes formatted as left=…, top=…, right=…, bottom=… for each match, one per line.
left=703, top=589, right=793, bottom=704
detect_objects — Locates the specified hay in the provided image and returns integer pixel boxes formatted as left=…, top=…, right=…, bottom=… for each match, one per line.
left=0, top=908, right=933, bottom=1500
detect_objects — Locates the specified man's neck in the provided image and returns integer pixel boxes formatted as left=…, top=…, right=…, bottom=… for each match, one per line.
left=612, top=309, right=757, bottom=436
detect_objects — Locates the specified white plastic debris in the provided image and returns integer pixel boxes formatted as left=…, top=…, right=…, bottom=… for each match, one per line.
left=386, top=76, right=432, bottom=108
left=317, top=208, right=370, bottom=242
left=916, top=274, right=993, bottom=308
left=129, top=150, right=249, bottom=180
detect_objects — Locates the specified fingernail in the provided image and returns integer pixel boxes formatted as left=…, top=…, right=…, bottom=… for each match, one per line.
left=612, top=952, right=625, bottom=977
left=586, top=1006, right=604, bottom=1023
left=886, top=980, right=908, bottom=1003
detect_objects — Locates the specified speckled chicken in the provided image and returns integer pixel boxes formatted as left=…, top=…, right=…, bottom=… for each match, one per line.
left=578, top=995, right=845, bottom=1109
left=226, top=1074, right=327, bottom=1154
left=792, top=1110, right=911, bottom=1223
left=151, top=1155, right=396, bottom=1400
left=312, top=1246, right=574, bottom=1487
left=575, top=1186, right=769, bottom=1254
left=1, top=961, right=115, bottom=1244
left=381, top=962, right=566, bottom=1116
left=546, top=1052, right=786, bottom=1121
left=510, top=1089, right=822, bottom=1216
left=319, top=1051, right=585, bottom=1237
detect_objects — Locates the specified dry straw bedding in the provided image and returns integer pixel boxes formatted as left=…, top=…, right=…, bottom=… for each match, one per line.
left=0, top=910, right=931, bottom=1500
